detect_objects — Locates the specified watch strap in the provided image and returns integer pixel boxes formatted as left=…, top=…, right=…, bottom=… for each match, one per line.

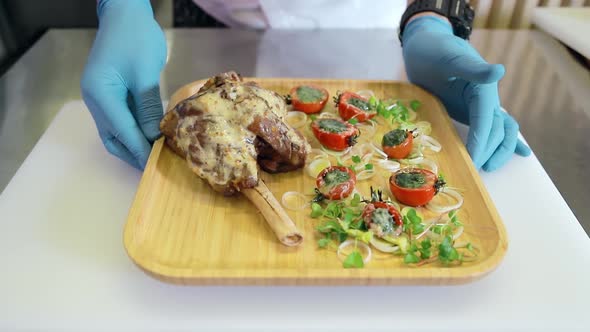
left=398, top=0, right=474, bottom=43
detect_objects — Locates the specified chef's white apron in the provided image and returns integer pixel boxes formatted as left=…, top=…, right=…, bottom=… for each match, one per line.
left=189, top=0, right=406, bottom=78
left=192, top=0, right=406, bottom=29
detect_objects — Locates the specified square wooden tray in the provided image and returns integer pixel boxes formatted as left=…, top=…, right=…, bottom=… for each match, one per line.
left=123, top=78, right=507, bottom=285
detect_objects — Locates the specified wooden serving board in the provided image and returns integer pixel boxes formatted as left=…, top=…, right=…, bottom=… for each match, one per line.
left=124, top=78, right=507, bottom=285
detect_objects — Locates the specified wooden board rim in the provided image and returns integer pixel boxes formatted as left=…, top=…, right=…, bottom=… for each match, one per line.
left=123, top=78, right=509, bottom=286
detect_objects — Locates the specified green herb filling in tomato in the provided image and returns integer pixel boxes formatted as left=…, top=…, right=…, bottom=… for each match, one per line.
left=382, top=129, right=407, bottom=147
left=372, top=208, right=395, bottom=234
left=318, top=119, right=348, bottom=133
left=296, top=86, right=324, bottom=103
left=395, top=171, right=426, bottom=189
left=323, top=169, right=351, bottom=187
left=347, top=97, right=371, bottom=112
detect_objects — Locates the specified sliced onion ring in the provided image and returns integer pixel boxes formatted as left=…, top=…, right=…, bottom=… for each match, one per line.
left=321, top=146, right=351, bottom=157
left=407, top=142, right=424, bottom=159
left=426, top=188, right=464, bottom=214
left=372, top=116, right=389, bottom=127
left=365, top=119, right=376, bottom=129
left=401, top=121, right=432, bottom=136
left=356, top=170, right=375, bottom=181
left=350, top=143, right=373, bottom=157
left=418, top=135, right=442, bottom=152
left=306, top=158, right=331, bottom=178
left=307, top=148, right=328, bottom=162
left=356, top=123, right=376, bottom=137
left=355, top=89, right=375, bottom=99
left=404, top=157, right=438, bottom=175
left=285, top=111, right=308, bottom=129
left=353, top=153, right=375, bottom=172
left=415, top=216, right=442, bottom=240
left=337, top=240, right=372, bottom=265
left=318, top=112, right=337, bottom=119
left=362, top=152, right=374, bottom=164
left=369, top=237, right=400, bottom=253
left=414, top=121, right=432, bottom=135
left=281, top=191, right=310, bottom=211
left=377, top=159, right=401, bottom=172
left=452, top=226, right=464, bottom=240
left=370, top=143, right=388, bottom=159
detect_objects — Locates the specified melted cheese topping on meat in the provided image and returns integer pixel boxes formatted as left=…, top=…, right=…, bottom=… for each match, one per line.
left=175, top=82, right=288, bottom=190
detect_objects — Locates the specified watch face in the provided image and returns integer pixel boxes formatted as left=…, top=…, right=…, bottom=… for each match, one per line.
left=399, top=0, right=474, bottom=42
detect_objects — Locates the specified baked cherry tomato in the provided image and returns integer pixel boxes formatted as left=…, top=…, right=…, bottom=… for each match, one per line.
left=389, top=168, right=445, bottom=207
left=362, top=201, right=403, bottom=237
left=288, top=85, right=329, bottom=114
left=311, top=118, right=359, bottom=151
left=315, top=166, right=357, bottom=200
left=382, top=129, right=413, bottom=159
left=334, top=91, right=376, bottom=123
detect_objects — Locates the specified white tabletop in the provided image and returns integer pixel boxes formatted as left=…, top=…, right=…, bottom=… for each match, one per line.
left=1, top=100, right=589, bottom=331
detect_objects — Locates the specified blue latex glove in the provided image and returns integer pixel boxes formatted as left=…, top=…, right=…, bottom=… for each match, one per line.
left=402, top=16, right=531, bottom=171
left=81, top=0, right=167, bottom=170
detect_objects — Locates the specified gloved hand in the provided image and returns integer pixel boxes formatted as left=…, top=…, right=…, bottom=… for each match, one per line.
left=81, top=0, right=167, bottom=170
left=402, top=16, right=531, bottom=171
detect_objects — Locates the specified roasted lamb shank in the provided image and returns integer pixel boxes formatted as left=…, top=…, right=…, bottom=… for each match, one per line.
left=160, top=72, right=310, bottom=246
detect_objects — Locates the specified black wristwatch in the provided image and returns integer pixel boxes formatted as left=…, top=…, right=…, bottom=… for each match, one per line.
left=398, top=0, right=475, bottom=44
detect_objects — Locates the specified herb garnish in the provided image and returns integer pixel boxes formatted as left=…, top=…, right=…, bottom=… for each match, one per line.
left=296, top=86, right=324, bottom=103
left=382, top=129, right=408, bottom=147
left=396, top=171, right=427, bottom=189
left=318, top=119, right=348, bottom=133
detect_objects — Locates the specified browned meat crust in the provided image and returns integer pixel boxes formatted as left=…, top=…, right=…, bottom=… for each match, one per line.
left=160, top=71, right=310, bottom=195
